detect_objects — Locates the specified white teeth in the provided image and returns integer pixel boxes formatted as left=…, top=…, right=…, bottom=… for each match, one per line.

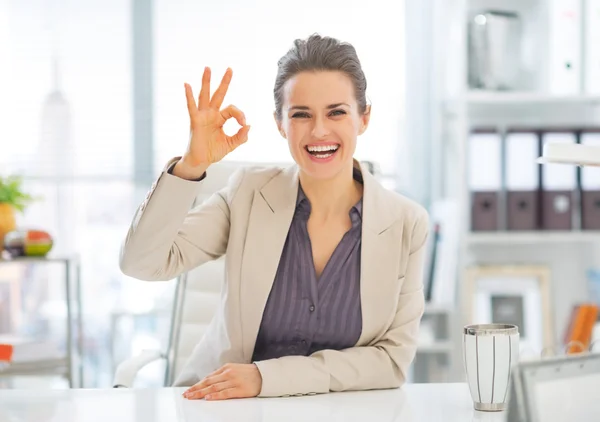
left=307, top=144, right=339, bottom=152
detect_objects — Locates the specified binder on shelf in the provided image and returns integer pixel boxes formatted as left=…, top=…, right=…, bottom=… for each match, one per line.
left=541, top=131, right=577, bottom=230
left=505, top=130, right=540, bottom=231
left=468, top=129, right=502, bottom=231
left=580, top=131, right=600, bottom=229
left=548, top=0, right=583, bottom=94
left=584, top=0, right=600, bottom=94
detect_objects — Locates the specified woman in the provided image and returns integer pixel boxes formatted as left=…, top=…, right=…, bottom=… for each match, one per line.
left=120, top=34, right=429, bottom=401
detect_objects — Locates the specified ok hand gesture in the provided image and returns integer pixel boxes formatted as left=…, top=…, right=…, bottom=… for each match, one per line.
left=182, top=67, right=250, bottom=167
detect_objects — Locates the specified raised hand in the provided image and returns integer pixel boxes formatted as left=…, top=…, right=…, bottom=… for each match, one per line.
left=181, top=67, right=251, bottom=168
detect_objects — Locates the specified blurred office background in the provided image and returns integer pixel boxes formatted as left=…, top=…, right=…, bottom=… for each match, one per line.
left=1, top=0, right=600, bottom=389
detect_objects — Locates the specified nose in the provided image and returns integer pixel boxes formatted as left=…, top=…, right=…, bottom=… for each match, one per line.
left=311, top=115, right=330, bottom=139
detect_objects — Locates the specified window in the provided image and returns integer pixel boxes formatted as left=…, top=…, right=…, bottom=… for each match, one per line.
left=1, top=0, right=170, bottom=388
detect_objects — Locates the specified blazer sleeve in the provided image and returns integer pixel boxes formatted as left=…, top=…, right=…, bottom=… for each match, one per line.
left=253, top=209, right=429, bottom=397
left=119, top=157, right=245, bottom=281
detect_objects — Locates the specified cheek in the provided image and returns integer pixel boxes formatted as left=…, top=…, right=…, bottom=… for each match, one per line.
left=284, top=121, right=307, bottom=144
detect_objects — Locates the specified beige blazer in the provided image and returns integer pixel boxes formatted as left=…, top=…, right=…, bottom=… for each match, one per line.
left=120, top=157, right=429, bottom=397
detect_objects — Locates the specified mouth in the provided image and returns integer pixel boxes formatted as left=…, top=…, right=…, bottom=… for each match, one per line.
left=304, top=144, right=340, bottom=161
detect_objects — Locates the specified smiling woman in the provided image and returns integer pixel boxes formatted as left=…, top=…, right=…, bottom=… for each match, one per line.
left=120, top=33, right=429, bottom=401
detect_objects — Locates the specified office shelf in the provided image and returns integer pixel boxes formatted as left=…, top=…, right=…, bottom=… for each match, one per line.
left=466, top=231, right=600, bottom=245
left=417, top=342, right=454, bottom=353
left=0, top=358, right=69, bottom=377
left=466, top=91, right=600, bottom=106
left=0, top=255, right=83, bottom=388
left=423, top=303, right=454, bottom=315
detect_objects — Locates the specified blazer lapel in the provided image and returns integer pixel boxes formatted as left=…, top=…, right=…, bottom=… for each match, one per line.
left=357, top=163, right=405, bottom=345
left=240, top=165, right=299, bottom=362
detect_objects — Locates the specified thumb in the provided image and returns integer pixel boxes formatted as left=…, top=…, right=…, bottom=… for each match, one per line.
left=227, top=125, right=251, bottom=148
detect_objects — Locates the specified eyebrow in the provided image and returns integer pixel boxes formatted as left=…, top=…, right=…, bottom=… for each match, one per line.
left=288, top=103, right=350, bottom=111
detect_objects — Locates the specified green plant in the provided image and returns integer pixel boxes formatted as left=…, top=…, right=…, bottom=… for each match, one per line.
left=0, top=175, right=36, bottom=212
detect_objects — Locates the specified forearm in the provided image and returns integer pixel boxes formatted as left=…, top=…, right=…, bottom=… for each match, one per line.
left=120, top=169, right=207, bottom=280
left=254, top=291, right=424, bottom=397
left=120, top=159, right=234, bottom=281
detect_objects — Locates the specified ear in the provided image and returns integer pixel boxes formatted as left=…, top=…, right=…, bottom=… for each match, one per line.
left=358, top=104, right=371, bottom=136
left=273, top=111, right=287, bottom=139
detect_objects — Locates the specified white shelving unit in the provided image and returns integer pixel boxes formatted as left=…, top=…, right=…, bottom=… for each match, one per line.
left=422, top=0, right=600, bottom=382
left=0, top=255, right=83, bottom=388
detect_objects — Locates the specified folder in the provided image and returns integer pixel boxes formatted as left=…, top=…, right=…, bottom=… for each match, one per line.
left=541, top=132, right=577, bottom=230
left=505, top=131, right=540, bottom=231
left=548, top=0, right=583, bottom=94
left=580, top=131, right=600, bottom=229
left=584, top=0, right=600, bottom=93
left=468, top=130, right=502, bottom=231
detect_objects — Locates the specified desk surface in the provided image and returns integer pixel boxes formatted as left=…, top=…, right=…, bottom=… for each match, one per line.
left=0, top=383, right=505, bottom=422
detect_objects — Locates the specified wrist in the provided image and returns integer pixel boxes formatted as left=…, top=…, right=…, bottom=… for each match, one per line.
left=172, top=157, right=209, bottom=181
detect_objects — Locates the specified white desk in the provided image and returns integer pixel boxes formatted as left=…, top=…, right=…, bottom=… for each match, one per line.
left=0, top=383, right=506, bottom=422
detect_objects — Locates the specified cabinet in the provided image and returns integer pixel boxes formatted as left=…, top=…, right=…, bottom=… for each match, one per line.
left=417, top=0, right=600, bottom=381
left=0, top=255, right=83, bottom=388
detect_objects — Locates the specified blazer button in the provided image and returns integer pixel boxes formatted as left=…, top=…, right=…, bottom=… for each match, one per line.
left=309, top=305, right=315, bottom=312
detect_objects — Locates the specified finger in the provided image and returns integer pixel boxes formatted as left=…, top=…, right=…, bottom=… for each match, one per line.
left=198, top=67, right=211, bottom=109
left=184, top=83, right=197, bottom=115
left=205, top=387, right=238, bottom=401
left=209, top=68, right=233, bottom=109
left=220, top=104, right=246, bottom=126
left=183, top=368, right=229, bottom=395
left=185, top=381, right=234, bottom=400
left=226, top=125, right=251, bottom=148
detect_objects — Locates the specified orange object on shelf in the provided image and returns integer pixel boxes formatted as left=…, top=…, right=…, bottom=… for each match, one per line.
left=566, top=304, right=600, bottom=354
left=0, top=344, right=15, bottom=362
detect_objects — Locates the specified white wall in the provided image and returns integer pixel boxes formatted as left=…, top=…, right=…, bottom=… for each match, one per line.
left=153, top=0, right=406, bottom=182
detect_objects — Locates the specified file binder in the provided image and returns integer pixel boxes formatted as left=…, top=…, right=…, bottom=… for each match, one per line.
left=505, top=131, right=540, bottom=230
left=580, top=131, right=600, bottom=229
left=584, top=0, right=600, bottom=94
left=548, top=0, right=583, bottom=94
left=540, top=132, right=577, bottom=230
left=469, top=129, right=502, bottom=231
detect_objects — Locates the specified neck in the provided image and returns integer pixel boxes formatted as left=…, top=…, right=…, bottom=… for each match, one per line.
left=299, top=163, right=363, bottom=220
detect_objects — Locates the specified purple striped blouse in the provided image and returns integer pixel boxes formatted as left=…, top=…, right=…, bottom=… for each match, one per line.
left=251, top=170, right=364, bottom=362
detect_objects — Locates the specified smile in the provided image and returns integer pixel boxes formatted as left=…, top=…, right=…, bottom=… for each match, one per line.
left=304, top=144, right=340, bottom=161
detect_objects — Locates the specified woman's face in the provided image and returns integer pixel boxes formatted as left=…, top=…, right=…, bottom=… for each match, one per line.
left=276, top=71, right=370, bottom=180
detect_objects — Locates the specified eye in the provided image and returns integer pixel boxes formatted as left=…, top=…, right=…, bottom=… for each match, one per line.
left=329, top=109, right=347, bottom=116
left=291, top=112, right=310, bottom=118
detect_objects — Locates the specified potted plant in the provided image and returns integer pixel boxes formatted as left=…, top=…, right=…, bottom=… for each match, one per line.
left=0, top=175, right=35, bottom=251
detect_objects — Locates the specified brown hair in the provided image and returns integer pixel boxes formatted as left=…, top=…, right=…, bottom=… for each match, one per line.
left=274, top=33, right=368, bottom=120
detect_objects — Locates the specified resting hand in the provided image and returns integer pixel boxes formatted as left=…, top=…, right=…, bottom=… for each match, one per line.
left=182, top=363, right=262, bottom=401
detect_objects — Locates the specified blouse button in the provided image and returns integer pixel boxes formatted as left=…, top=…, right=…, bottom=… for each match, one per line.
left=309, top=305, right=315, bottom=312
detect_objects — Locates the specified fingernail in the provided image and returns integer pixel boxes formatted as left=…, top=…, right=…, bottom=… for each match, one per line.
left=205, top=394, right=211, bottom=400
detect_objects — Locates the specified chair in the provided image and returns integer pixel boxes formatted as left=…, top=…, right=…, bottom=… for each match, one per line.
left=112, top=161, right=290, bottom=387
left=112, top=159, right=379, bottom=388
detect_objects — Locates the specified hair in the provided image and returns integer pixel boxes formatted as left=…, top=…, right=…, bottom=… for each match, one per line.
left=273, top=33, right=368, bottom=121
